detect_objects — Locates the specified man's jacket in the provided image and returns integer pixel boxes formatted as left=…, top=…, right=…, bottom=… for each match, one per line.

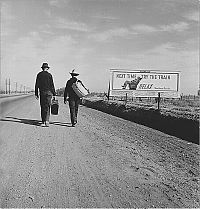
left=35, top=71, right=56, bottom=97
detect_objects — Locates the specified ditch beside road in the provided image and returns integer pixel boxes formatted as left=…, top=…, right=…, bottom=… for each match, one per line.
left=82, top=97, right=199, bottom=144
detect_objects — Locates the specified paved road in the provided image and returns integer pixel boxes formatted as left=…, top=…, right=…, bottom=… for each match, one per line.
left=0, top=96, right=199, bottom=208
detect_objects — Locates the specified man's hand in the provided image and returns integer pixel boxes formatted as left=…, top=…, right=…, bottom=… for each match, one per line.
left=64, top=97, right=69, bottom=104
left=35, top=95, right=39, bottom=100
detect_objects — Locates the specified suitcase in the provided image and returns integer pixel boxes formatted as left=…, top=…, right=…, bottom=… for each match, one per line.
left=72, top=82, right=89, bottom=98
left=51, top=99, right=59, bottom=115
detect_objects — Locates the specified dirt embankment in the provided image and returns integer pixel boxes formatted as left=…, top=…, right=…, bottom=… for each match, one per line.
left=82, top=98, right=199, bottom=144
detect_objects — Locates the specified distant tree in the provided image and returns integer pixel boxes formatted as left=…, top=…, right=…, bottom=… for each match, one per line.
left=56, top=87, right=65, bottom=96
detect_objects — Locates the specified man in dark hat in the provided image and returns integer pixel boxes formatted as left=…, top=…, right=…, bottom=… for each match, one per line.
left=35, top=63, right=56, bottom=127
left=64, top=69, right=88, bottom=127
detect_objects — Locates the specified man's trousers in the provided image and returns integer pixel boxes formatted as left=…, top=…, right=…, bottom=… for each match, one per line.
left=40, top=91, right=52, bottom=123
left=68, top=98, right=80, bottom=125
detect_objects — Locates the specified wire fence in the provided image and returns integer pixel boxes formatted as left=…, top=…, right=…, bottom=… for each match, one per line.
left=107, top=95, right=199, bottom=102
left=85, top=92, right=200, bottom=109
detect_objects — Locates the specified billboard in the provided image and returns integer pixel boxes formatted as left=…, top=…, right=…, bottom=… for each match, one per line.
left=109, top=69, right=180, bottom=98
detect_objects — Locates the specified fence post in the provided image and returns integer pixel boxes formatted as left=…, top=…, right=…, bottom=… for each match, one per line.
left=157, top=92, right=161, bottom=111
left=107, top=82, right=110, bottom=101
left=125, top=93, right=128, bottom=105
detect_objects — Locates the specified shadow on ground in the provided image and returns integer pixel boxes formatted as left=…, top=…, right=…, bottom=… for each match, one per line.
left=50, top=121, right=72, bottom=127
left=0, top=117, right=72, bottom=127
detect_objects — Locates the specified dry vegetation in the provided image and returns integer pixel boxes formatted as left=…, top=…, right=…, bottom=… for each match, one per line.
left=85, top=93, right=199, bottom=121
left=82, top=93, right=199, bottom=144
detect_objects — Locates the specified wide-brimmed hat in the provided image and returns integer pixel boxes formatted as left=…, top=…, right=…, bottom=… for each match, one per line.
left=70, top=69, right=79, bottom=76
left=41, top=63, right=50, bottom=69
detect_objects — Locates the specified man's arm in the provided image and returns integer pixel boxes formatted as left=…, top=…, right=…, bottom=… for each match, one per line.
left=35, top=74, right=39, bottom=99
left=50, top=74, right=56, bottom=96
left=64, top=81, right=69, bottom=103
left=78, top=80, right=89, bottom=92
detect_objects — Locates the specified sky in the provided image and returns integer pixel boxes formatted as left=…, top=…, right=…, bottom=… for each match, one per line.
left=0, top=0, right=199, bottom=94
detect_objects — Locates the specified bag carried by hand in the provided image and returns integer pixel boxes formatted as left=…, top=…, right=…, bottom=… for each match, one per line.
left=51, top=98, right=59, bottom=115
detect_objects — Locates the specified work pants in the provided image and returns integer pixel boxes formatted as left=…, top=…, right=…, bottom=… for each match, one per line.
left=68, top=98, right=80, bottom=124
left=40, top=91, right=52, bottom=123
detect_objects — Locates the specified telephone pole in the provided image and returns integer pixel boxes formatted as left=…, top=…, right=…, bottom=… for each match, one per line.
left=15, top=82, right=18, bottom=93
left=20, top=84, right=22, bottom=93
left=8, top=78, right=11, bottom=94
left=5, top=79, right=7, bottom=94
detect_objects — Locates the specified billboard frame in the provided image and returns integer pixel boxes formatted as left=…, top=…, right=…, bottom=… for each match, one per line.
left=109, top=69, right=180, bottom=98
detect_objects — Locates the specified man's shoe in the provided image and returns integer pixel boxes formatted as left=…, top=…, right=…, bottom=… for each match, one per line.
left=72, top=123, right=75, bottom=127
left=45, top=121, right=50, bottom=127
left=41, top=123, right=46, bottom=127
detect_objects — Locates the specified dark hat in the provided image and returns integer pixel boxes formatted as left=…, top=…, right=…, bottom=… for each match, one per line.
left=41, top=63, right=50, bottom=69
left=70, top=69, right=79, bottom=76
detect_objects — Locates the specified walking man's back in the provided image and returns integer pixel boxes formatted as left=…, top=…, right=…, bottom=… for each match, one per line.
left=35, top=62, right=56, bottom=127
left=64, top=69, right=89, bottom=127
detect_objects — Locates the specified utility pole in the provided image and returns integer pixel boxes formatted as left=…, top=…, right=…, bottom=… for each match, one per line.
left=15, top=82, right=18, bottom=93
left=20, top=84, right=22, bottom=93
left=8, top=78, right=11, bottom=94
left=5, top=79, right=7, bottom=94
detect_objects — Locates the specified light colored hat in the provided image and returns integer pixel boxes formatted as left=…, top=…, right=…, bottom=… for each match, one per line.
left=70, top=69, right=79, bottom=76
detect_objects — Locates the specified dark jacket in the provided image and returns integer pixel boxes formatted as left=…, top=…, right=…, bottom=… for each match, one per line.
left=35, top=71, right=56, bottom=97
left=64, top=77, right=82, bottom=101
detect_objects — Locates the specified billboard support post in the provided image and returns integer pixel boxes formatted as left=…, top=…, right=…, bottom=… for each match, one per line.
left=107, top=82, right=110, bottom=101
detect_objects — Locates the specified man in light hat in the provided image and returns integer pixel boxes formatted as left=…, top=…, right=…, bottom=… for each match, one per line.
left=35, top=63, right=56, bottom=127
left=64, top=69, right=88, bottom=127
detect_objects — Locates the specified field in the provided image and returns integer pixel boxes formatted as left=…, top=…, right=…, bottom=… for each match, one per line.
left=85, top=94, right=199, bottom=120
left=82, top=94, right=199, bottom=144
